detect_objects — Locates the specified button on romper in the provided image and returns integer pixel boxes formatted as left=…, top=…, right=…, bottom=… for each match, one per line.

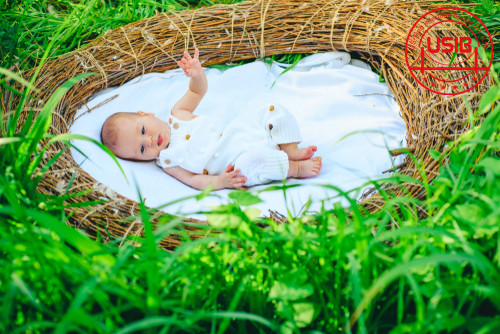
left=156, top=104, right=303, bottom=187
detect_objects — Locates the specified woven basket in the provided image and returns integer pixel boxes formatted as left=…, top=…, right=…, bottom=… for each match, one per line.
left=18, top=0, right=491, bottom=249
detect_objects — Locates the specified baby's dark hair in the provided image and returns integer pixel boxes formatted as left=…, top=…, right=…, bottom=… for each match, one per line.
left=100, top=112, right=136, bottom=158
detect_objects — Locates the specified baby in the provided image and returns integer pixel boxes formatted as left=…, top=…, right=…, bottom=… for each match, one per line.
left=101, top=49, right=322, bottom=190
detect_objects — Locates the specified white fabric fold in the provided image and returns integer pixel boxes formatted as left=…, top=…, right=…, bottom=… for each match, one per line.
left=70, top=52, right=406, bottom=219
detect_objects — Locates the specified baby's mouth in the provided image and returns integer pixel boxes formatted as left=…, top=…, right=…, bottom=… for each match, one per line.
left=157, top=135, right=163, bottom=146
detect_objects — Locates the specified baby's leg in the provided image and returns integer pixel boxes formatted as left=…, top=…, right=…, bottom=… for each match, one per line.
left=287, top=157, right=322, bottom=179
left=233, top=146, right=289, bottom=187
left=279, top=142, right=317, bottom=161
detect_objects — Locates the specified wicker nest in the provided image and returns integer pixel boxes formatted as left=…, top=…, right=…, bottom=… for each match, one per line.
left=12, top=0, right=492, bottom=249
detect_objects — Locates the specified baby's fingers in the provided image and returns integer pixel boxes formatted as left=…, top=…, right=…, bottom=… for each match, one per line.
left=224, top=163, right=233, bottom=173
left=229, top=168, right=241, bottom=177
left=232, top=176, right=247, bottom=188
left=183, top=50, right=193, bottom=62
left=177, top=59, right=189, bottom=71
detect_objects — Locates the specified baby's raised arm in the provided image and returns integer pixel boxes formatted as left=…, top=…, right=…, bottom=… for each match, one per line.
left=163, top=164, right=247, bottom=190
left=171, top=48, right=207, bottom=120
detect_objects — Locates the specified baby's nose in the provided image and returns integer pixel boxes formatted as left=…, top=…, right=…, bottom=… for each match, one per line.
left=148, top=136, right=153, bottom=146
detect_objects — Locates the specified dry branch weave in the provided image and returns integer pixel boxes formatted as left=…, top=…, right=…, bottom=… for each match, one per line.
left=13, top=0, right=492, bottom=249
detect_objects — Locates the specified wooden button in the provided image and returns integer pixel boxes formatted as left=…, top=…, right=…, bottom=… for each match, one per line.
left=269, top=124, right=273, bottom=130
left=173, top=123, right=179, bottom=129
left=186, top=135, right=190, bottom=140
left=164, top=159, right=171, bottom=164
left=269, top=105, right=274, bottom=111
left=169, top=118, right=172, bottom=124
left=203, top=169, right=208, bottom=175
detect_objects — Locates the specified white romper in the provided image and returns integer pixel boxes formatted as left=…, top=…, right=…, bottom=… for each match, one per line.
left=156, top=104, right=303, bottom=187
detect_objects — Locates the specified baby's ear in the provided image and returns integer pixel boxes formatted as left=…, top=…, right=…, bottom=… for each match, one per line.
left=137, top=110, right=154, bottom=117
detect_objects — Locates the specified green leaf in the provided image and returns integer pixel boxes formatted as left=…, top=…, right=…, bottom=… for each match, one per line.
left=453, top=203, right=485, bottom=222
left=0, top=206, right=115, bottom=266
left=349, top=253, right=490, bottom=329
left=206, top=209, right=242, bottom=229
left=440, top=315, right=466, bottom=332
left=48, top=133, right=128, bottom=183
left=228, top=190, right=263, bottom=206
left=292, top=302, right=316, bottom=327
left=237, top=221, right=253, bottom=237
left=269, top=281, right=314, bottom=301
left=378, top=73, right=386, bottom=83
left=481, top=0, right=495, bottom=14
left=10, top=273, right=40, bottom=309
left=114, top=317, right=186, bottom=334
left=0, top=67, right=40, bottom=93
left=476, top=86, right=499, bottom=116
left=28, top=72, right=97, bottom=140
left=428, top=149, right=441, bottom=161
left=196, top=185, right=215, bottom=200
left=476, top=157, right=500, bottom=175
left=280, top=321, right=296, bottom=334
left=14, top=73, right=99, bottom=176
left=467, top=316, right=500, bottom=334
left=243, top=207, right=261, bottom=220
left=0, top=137, right=22, bottom=145
left=270, top=54, right=303, bottom=89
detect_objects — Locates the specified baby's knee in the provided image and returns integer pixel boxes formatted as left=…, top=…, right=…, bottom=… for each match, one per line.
left=234, top=147, right=289, bottom=186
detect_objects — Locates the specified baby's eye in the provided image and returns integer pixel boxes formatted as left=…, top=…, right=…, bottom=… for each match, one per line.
left=142, top=127, right=145, bottom=135
left=141, top=146, right=144, bottom=154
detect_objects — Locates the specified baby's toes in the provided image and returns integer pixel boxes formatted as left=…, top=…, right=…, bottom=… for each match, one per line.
left=312, top=165, right=320, bottom=175
left=313, top=157, right=322, bottom=173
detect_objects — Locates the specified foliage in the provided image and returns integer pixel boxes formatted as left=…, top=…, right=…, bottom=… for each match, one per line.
left=451, top=0, right=500, bottom=64
left=1, top=0, right=499, bottom=333
left=0, top=0, right=245, bottom=70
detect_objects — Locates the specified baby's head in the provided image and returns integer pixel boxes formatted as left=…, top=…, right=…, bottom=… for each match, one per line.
left=101, top=111, right=171, bottom=161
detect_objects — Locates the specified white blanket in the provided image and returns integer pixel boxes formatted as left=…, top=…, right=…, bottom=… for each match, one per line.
left=70, top=52, right=406, bottom=219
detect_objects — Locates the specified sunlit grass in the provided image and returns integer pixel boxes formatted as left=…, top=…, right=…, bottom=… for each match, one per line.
left=1, top=0, right=499, bottom=333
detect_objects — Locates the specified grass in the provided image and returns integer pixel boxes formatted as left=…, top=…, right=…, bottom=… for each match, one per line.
left=1, top=0, right=500, bottom=333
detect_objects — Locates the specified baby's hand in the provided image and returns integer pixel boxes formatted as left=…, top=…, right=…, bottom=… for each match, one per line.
left=177, top=48, right=203, bottom=78
left=218, top=164, right=247, bottom=189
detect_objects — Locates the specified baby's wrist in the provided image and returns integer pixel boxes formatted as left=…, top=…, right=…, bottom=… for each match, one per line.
left=191, top=70, right=203, bottom=78
left=215, top=175, right=223, bottom=190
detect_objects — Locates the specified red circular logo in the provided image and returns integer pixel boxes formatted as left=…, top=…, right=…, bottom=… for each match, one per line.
left=405, top=7, right=493, bottom=95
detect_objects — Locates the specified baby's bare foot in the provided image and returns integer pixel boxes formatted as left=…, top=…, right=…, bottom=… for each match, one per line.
left=285, top=145, right=317, bottom=161
left=289, top=146, right=318, bottom=160
left=289, top=157, right=322, bottom=178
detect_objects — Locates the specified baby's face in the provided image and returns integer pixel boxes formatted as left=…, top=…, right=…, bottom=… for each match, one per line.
left=114, top=111, right=171, bottom=160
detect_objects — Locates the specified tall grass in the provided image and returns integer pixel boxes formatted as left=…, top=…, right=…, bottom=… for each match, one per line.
left=1, top=0, right=500, bottom=333
left=0, top=0, right=245, bottom=70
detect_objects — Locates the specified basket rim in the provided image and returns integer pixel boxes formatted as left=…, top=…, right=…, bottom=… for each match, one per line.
left=21, top=0, right=491, bottom=249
